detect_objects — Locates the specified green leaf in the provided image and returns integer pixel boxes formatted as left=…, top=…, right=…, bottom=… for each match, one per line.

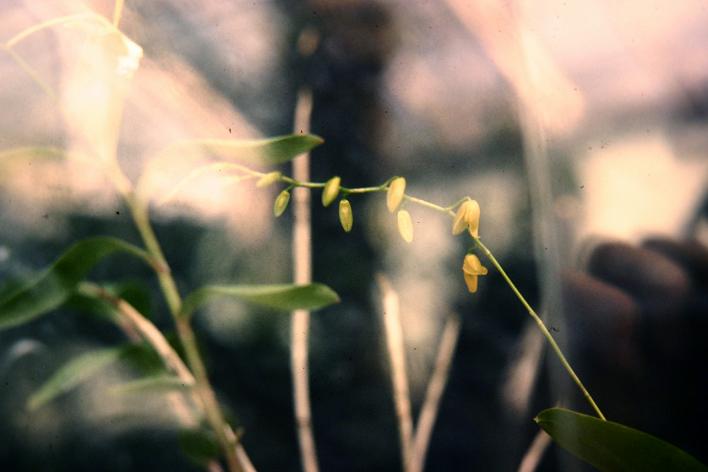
left=178, top=429, right=221, bottom=466
left=110, top=375, right=193, bottom=396
left=27, top=345, right=130, bottom=411
left=166, top=134, right=323, bottom=166
left=535, top=407, right=708, bottom=472
left=180, top=283, right=340, bottom=319
left=0, top=237, right=153, bottom=330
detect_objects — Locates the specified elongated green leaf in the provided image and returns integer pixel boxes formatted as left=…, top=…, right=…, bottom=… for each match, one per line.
left=0, top=237, right=152, bottom=330
left=27, top=345, right=129, bottom=411
left=110, top=375, right=193, bottom=395
left=167, top=134, right=323, bottom=166
left=180, top=283, right=340, bottom=319
left=535, top=408, right=708, bottom=472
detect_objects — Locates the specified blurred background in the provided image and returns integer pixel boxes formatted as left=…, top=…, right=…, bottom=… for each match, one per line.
left=1, top=0, right=706, bottom=470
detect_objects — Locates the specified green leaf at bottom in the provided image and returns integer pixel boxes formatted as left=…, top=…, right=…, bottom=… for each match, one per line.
left=535, top=407, right=708, bottom=472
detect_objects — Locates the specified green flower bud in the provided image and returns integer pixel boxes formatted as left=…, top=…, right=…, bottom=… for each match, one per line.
left=386, top=177, right=406, bottom=213
left=256, top=171, right=282, bottom=188
left=397, top=209, right=413, bottom=243
left=339, top=199, right=353, bottom=232
left=273, top=189, right=291, bottom=217
left=322, top=176, right=341, bottom=207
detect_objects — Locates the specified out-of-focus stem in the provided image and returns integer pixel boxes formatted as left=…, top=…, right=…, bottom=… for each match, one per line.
left=77, top=282, right=244, bottom=472
left=175, top=317, right=243, bottom=472
left=517, top=430, right=552, bottom=472
left=125, top=196, right=246, bottom=472
left=377, top=275, right=414, bottom=471
left=113, top=0, right=125, bottom=27
left=78, top=282, right=194, bottom=383
left=291, top=86, right=320, bottom=472
left=2, top=46, right=56, bottom=99
left=409, top=314, right=461, bottom=472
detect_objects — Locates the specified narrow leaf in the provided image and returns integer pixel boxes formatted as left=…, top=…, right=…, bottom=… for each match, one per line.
left=181, top=283, right=340, bottom=319
left=27, top=345, right=129, bottom=411
left=0, top=237, right=153, bottom=330
left=165, top=134, right=323, bottom=166
left=535, top=407, right=708, bottom=472
left=111, top=375, right=193, bottom=396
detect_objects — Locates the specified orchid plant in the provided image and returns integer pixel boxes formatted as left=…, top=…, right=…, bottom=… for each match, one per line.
left=0, top=4, right=706, bottom=472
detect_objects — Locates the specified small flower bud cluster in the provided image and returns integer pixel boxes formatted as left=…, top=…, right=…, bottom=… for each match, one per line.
left=265, top=170, right=487, bottom=294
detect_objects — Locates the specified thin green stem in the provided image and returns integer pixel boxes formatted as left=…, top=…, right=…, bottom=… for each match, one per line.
left=176, top=317, right=242, bottom=472
left=473, top=238, right=606, bottom=421
left=444, top=197, right=472, bottom=212
left=5, top=13, right=98, bottom=48
left=341, top=185, right=385, bottom=194
left=404, top=195, right=455, bottom=216
left=2, top=46, right=56, bottom=99
left=128, top=199, right=181, bottom=316
left=125, top=194, right=243, bottom=472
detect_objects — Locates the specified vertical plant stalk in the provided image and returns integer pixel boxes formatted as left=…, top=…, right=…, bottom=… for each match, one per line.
left=377, top=275, right=414, bottom=471
left=290, top=86, right=320, bottom=472
left=113, top=0, right=125, bottom=27
left=127, top=198, right=246, bottom=472
left=473, top=238, right=606, bottom=421
left=517, top=430, right=552, bottom=472
left=409, top=314, right=461, bottom=472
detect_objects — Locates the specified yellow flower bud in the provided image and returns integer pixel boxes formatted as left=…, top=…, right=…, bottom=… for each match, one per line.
left=322, top=176, right=341, bottom=207
left=397, top=209, right=413, bottom=243
left=452, top=199, right=481, bottom=237
left=386, top=177, right=406, bottom=213
left=338, top=199, right=353, bottom=232
left=256, top=171, right=282, bottom=188
left=273, top=189, right=291, bottom=217
left=462, top=254, right=488, bottom=293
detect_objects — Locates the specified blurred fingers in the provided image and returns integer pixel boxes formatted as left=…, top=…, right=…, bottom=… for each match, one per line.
left=562, top=271, right=640, bottom=370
